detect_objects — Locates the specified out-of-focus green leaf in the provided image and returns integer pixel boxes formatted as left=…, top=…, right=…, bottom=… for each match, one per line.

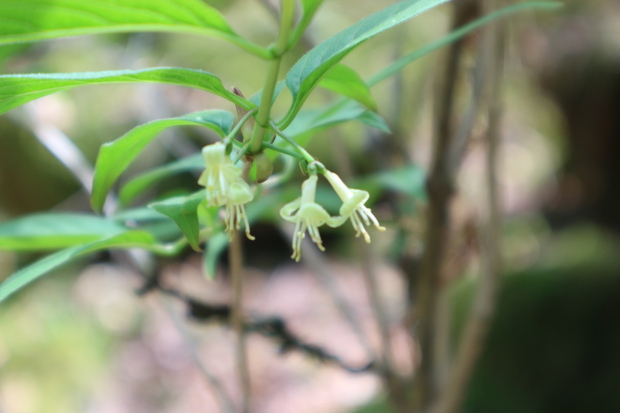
left=0, top=230, right=175, bottom=304
left=249, top=81, right=285, bottom=106
left=91, top=110, right=233, bottom=213
left=280, top=0, right=451, bottom=128
left=368, top=1, right=563, bottom=87
left=285, top=100, right=389, bottom=137
left=0, top=213, right=127, bottom=250
left=319, top=64, right=376, bottom=111
left=0, top=68, right=254, bottom=116
left=112, top=206, right=172, bottom=223
left=0, top=0, right=268, bottom=58
left=369, top=164, right=426, bottom=199
left=112, top=207, right=183, bottom=240
left=150, top=190, right=204, bottom=252
left=119, top=153, right=204, bottom=207
left=271, top=100, right=389, bottom=159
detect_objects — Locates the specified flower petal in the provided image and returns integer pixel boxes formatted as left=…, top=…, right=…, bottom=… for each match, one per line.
left=280, top=198, right=302, bottom=222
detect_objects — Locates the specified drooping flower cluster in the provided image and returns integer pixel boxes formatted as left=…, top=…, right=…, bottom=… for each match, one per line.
left=198, top=142, right=254, bottom=240
left=280, top=169, right=385, bottom=261
left=197, top=143, right=384, bottom=260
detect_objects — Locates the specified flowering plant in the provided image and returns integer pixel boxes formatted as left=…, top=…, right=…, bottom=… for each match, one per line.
left=0, top=1, right=560, bottom=412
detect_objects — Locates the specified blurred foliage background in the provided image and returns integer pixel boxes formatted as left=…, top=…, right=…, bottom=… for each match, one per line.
left=1, top=0, right=619, bottom=412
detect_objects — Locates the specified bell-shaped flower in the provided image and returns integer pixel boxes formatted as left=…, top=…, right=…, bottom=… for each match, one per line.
left=324, top=170, right=385, bottom=243
left=224, top=178, right=255, bottom=240
left=198, top=142, right=254, bottom=239
left=280, top=175, right=341, bottom=261
left=198, top=142, right=243, bottom=207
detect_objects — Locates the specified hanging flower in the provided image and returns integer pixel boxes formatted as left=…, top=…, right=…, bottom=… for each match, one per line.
left=323, top=170, right=385, bottom=243
left=198, top=142, right=254, bottom=239
left=224, top=179, right=255, bottom=240
left=280, top=175, right=341, bottom=261
left=198, top=142, right=242, bottom=207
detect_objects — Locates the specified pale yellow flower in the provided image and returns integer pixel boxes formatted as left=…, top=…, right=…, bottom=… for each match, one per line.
left=198, top=142, right=254, bottom=239
left=324, top=170, right=385, bottom=243
left=198, top=142, right=243, bottom=207
left=224, top=179, right=255, bottom=240
left=280, top=175, right=340, bottom=261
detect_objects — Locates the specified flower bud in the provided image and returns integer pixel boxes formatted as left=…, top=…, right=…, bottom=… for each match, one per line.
left=254, top=152, right=273, bottom=183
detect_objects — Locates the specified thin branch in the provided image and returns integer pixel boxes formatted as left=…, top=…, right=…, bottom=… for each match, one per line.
left=161, top=296, right=237, bottom=413
left=429, top=4, right=505, bottom=412
left=329, top=132, right=407, bottom=407
left=409, top=0, right=482, bottom=409
left=433, top=12, right=492, bottom=391
left=246, top=316, right=374, bottom=373
left=357, top=238, right=412, bottom=411
left=137, top=276, right=374, bottom=373
left=23, top=103, right=93, bottom=193
left=278, top=224, right=377, bottom=362
left=231, top=162, right=252, bottom=413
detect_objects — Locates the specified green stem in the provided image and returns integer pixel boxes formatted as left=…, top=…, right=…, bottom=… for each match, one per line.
left=261, top=142, right=305, bottom=160
left=233, top=143, right=250, bottom=164
left=229, top=228, right=251, bottom=413
left=269, top=121, right=315, bottom=163
left=248, top=0, right=296, bottom=153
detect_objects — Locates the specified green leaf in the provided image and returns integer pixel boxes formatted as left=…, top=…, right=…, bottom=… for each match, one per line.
left=0, top=230, right=161, bottom=304
left=280, top=0, right=451, bottom=127
left=150, top=190, right=204, bottom=252
left=91, top=110, right=233, bottom=213
left=319, top=64, right=376, bottom=111
left=0, top=213, right=128, bottom=250
left=285, top=100, right=389, bottom=138
left=0, top=0, right=268, bottom=58
left=0, top=67, right=254, bottom=116
left=112, top=206, right=171, bottom=223
left=250, top=81, right=285, bottom=106
left=119, top=153, right=204, bottom=207
left=368, top=1, right=563, bottom=87
left=112, top=207, right=184, bottom=240
left=370, top=165, right=426, bottom=199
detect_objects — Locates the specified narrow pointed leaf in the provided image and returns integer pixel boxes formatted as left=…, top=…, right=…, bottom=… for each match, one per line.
left=91, top=110, right=234, bottom=213
left=249, top=81, right=285, bottom=106
left=0, top=213, right=127, bottom=250
left=0, top=0, right=268, bottom=57
left=0, top=67, right=254, bottom=116
left=280, top=0, right=451, bottom=127
left=119, top=153, right=204, bottom=207
left=318, top=64, right=376, bottom=111
left=368, top=1, right=563, bottom=87
left=0, top=230, right=160, bottom=304
left=285, top=100, right=389, bottom=138
left=150, top=190, right=204, bottom=252
left=112, top=206, right=172, bottom=223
